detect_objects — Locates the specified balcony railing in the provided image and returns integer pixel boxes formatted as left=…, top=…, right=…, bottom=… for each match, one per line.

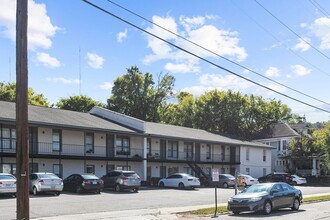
left=0, top=141, right=240, bottom=163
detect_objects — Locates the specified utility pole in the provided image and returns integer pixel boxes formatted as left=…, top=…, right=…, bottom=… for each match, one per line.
left=16, top=0, right=29, bottom=219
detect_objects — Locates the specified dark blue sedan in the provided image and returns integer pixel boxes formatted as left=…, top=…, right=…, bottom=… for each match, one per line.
left=227, top=182, right=302, bottom=215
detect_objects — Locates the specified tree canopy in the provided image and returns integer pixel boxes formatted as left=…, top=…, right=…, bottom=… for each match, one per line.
left=56, top=95, right=106, bottom=113
left=0, top=81, right=49, bottom=106
left=107, top=66, right=175, bottom=121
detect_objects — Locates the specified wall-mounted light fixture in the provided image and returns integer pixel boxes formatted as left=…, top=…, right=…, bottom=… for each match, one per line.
left=101, top=136, right=103, bottom=139
left=101, top=165, right=103, bottom=168
left=42, top=130, right=45, bottom=134
left=43, top=163, right=45, bottom=167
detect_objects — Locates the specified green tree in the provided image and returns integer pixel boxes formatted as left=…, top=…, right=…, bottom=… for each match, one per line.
left=107, top=66, right=175, bottom=121
left=56, top=95, right=106, bottom=112
left=0, top=81, right=49, bottom=106
left=313, top=122, right=330, bottom=172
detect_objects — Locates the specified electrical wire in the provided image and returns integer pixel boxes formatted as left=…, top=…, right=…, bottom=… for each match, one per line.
left=255, top=0, right=330, bottom=60
left=81, top=0, right=330, bottom=114
left=104, top=0, right=330, bottom=107
left=309, top=0, right=330, bottom=17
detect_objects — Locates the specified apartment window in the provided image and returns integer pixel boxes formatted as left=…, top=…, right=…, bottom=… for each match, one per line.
left=184, top=142, right=193, bottom=160
left=263, top=168, right=267, bottom=176
left=1, top=127, right=16, bottom=150
left=52, top=129, right=61, bottom=152
left=116, top=165, right=131, bottom=171
left=85, top=133, right=94, bottom=154
left=1, top=163, right=16, bottom=175
left=245, top=167, right=250, bottom=175
left=86, top=164, right=95, bottom=174
left=168, top=167, right=178, bottom=176
left=116, top=136, right=130, bottom=155
left=168, top=141, right=178, bottom=158
left=184, top=167, right=194, bottom=176
left=246, top=148, right=250, bottom=161
left=206, top=144, right=211, bottom=160
left=53, top=164, right=63, bottom=178
left=282, top=140, right=288, bottom=151
left=263, top=149, right=266, bottom=162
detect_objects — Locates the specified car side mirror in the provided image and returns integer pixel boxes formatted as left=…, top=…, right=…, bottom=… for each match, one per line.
left=271, top=189, right=279, bottom=194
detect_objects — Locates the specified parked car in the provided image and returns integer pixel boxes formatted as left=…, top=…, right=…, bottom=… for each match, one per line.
left=291, top=174, right=307, bottom=185
left=101, top=170, right=141, bottom=192
left=158, top=173, right=200, bottom=189
left=29, top=172, right=63, bottom=195
left=258, top=172, right=292, bottom=184
left=63, top=174, right=104, bottom=194
left=218, top=174, right=236, bottom=188
left=0, top=173, right=16, bottom=197
left=228, top=182, right=302, bottom=215
left=239, top=174, right=259, bottom=186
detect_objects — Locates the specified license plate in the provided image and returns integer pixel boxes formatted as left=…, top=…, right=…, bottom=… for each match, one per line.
left=92, top=181, right=97, bottom=184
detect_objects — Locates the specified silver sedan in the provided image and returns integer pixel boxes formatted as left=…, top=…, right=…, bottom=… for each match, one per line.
left=0, top=173, right=16, bottom=197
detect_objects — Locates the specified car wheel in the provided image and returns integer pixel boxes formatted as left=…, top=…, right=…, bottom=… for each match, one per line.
left=292, top=181, right=297, bottom=186
left=223, top=182, right=228, bottom=188
left=96, top=189, right=101, bottom=194
left=233, top=211, right=240, bottom=215
left=33, top=187, right=38, bottom=195
left=159, top=182, right=165, bottom=188
left=292, top=198, right=300, bottom=210
left=133, top=188, right=139, bottom=193
left=55, top=192, right=61, bottom=196
left=263, top=201, right=272, bottom=215
left=178, top=182, right=185, bottom=189
left=76, top=185, right=83, bottom=193
left=115, top=184, right=121, bottom=192
left=12, top=193, right=16, bottom=198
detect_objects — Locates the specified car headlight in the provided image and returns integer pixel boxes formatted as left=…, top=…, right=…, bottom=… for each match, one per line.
left=249, top=197, right=262, bottom=202
left=228, top=198, right=233, bottom=202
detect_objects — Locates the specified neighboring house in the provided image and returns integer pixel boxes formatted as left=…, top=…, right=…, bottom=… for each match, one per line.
left=253, top=122, right=322, bottom=176
left=0, top=101, right=272, bottom=185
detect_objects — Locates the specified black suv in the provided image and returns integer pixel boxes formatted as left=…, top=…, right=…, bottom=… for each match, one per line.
left=258, top=172, right=292, bottom=184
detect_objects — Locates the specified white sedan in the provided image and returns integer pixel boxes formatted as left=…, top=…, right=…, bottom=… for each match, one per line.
left=0, top=173, right=16, bottom=197
left=158, top=173, right=200, bottom=189
left=291, top=174, right=307, bottom=185
left=240, top=174, right=259, bottom=186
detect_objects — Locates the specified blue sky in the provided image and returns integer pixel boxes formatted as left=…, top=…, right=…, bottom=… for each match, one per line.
left=0, top=0, right=330, bottom=123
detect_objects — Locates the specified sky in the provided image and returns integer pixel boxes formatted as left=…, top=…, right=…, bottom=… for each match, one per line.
left=0, top=0, right=330, bottom=123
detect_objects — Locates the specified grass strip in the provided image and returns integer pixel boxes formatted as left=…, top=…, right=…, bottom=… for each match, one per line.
left=189, top=194, right=330, bottom=215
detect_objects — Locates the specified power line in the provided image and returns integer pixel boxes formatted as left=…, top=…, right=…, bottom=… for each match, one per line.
left=309, top=0, right=330, bottom=17
left=81, top=0, right=330, bottom=114
left=231, top=0, right=330, bottom=78
left=255, top=0, right=330, bottom=60
left=104, top=0, right=330, bottom=107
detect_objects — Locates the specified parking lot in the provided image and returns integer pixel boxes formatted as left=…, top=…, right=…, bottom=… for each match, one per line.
left=1, top=186, right=330, bottom=220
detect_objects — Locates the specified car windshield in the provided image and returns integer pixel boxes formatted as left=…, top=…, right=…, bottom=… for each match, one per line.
left=82, top=174, right=98, bottom=179
left=0, top=175, right=15, bottom=180
left=244, top=184, right=272, bottom=193
left=38, top=174, right=59, bottom=179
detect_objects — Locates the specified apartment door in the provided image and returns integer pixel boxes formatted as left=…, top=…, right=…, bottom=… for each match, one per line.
left=195, top=143, right=200, bottom=162
left=230, top=147, right=236, bottom=163
left=160, top=139, right=166, bottom=160
left=29, top=127, right=38, bottom=154
left=106, top=134, right=114, bottom=157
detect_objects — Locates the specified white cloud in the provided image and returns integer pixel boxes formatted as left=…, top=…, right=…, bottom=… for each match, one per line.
left=0, top=0, right=59, bottom=50
left=100, top=82, right=113, bottom=90
left=143, top=15, right=247, bottom=69
left=255, top=82, right=287, bottom=96
left=292, top=38, right=311, bottom=52
left=36, top=52, right=61, bottom=67
left=181, top=86, right=216, bottom=97
left=265, top=67, right=281, bottom=77
left=164, top=62, right=199, bottom=73
left=87, top=52, right=104, bottom=69
left=117, top=29, right=127, bottom=43
left=199, top=73, right=254, bottom=90
left=46, top=77, right=80, bottom=84
left=291, top=64, right=312, bottom=76
left=309, top=17, right=330, bottom=50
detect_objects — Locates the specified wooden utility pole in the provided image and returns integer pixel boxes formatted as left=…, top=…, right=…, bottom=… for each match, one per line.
left=16, top=0, right=29, bottom=219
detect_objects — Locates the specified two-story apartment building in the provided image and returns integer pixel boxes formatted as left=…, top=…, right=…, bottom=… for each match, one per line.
left=0, top=101, right=273, bottom=183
